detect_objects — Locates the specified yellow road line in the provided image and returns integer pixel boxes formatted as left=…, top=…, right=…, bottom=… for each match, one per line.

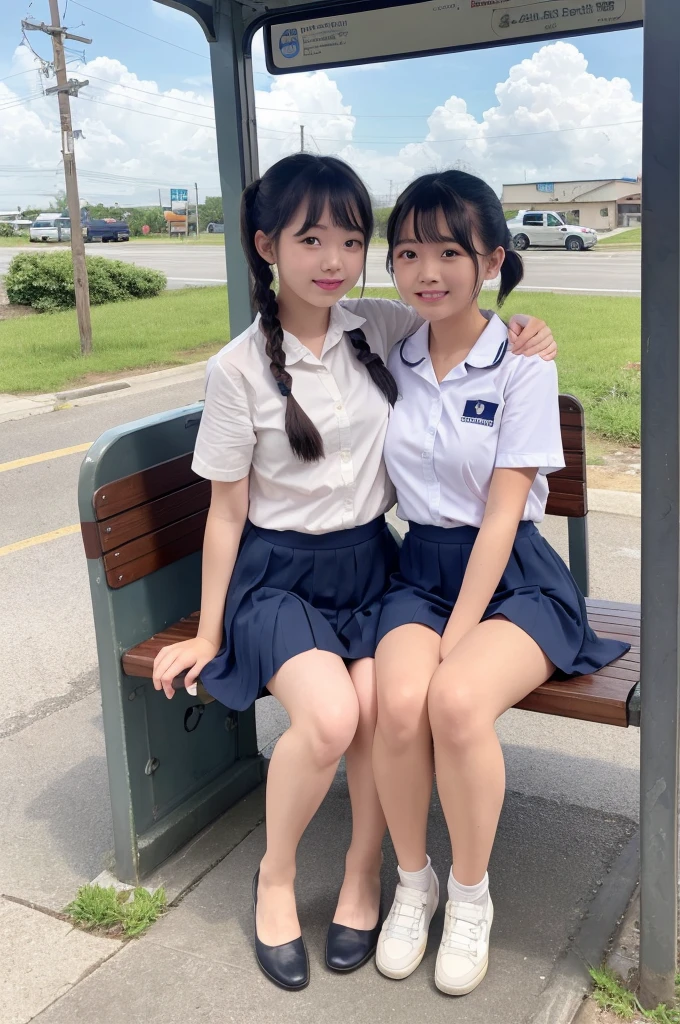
left=0, top=443, right=92, bottom=474
left=0, top=524, right=81, bottom=558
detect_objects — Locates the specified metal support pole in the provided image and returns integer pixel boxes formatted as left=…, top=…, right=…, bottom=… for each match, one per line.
left=209, top=3, right=259, bottom=337
left=47, top=0, right=92, bottom=355
left=639, top=0, right=680, bottom=1008
left=567, top=516, right=589, bottom=598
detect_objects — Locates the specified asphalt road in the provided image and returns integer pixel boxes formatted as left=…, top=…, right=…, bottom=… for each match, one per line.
left=0, top=242, right=641, bottom=295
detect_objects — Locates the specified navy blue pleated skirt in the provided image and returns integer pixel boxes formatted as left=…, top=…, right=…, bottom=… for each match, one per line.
left=377, top=521, right=630, bottom=676
left=199, top=516, right=399, bottom=710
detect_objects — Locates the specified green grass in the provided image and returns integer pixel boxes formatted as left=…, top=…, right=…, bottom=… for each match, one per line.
left=0, top=285, right=641, bottom=446
left=501, top=290, right=640, bottom=445
left=0, top=286, right=229, bottom=393
left=590, top=966, right=680, bottom=1022
left=0, top=235, right=30, bottom=246
left=599, top=227, right=641, bottom=248
left=64, top=883, right=167, bottom=939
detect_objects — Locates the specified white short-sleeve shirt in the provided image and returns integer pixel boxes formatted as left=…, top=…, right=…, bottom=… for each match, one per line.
left=192, top=299, right=422, bottom=534
left=384, top=313, right=565, bottom=528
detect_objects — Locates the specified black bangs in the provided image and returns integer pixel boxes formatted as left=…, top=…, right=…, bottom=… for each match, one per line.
left=296, top=177, right=371, bottom=241
left=387, top=177, right=479, bottom=275
left=249, top=154, right=373, bottom=246
left=386, top=169, right=523, bottom=305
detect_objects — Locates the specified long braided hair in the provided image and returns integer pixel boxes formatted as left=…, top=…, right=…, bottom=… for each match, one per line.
left=240, top=154, right=397, bottom=463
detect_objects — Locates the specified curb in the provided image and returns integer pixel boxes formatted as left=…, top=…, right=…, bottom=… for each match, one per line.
left=527, top=830, right=640, bottom=1024
left=0, top=361, right=208, bottom=425
left=588, top=489, right=641, bottom=518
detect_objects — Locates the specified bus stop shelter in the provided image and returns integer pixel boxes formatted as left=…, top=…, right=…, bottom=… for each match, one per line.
left=153, top=0, right=677, bottom=1010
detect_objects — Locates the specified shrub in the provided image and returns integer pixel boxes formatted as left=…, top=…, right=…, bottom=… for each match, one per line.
left=5, top=251, right=166, bottom=311
left=0, top=223, right=15, bottom=238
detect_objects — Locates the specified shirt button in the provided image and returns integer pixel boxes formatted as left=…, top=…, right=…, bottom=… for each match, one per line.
left=341, top=451, right=351, bottom=463
left=335, top=402, right=344, bottom=412
left=428, top=427, right=435, bottom=435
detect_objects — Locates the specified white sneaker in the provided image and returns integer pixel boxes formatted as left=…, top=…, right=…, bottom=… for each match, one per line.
left=435, top=896, right=494, bottom=995
left=376, top=872, right=440, bottom=979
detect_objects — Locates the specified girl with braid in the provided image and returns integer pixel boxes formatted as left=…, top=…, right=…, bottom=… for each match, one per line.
left=151, top=154, right=556, bottom=991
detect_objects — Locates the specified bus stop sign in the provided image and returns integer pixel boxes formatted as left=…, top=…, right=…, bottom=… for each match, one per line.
left=265, top=0, right=643, bottom=74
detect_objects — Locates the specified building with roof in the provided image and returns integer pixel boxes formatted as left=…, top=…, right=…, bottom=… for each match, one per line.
left=501, top=178, right=642, bottom=231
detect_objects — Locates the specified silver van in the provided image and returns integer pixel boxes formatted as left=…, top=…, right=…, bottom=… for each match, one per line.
left=507, top=211, right=597, bottom=251
left=29, top=214, right=71, bottom=243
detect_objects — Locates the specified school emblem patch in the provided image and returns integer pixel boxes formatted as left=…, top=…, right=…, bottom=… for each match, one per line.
left=461, top=399, right=498, bottom=426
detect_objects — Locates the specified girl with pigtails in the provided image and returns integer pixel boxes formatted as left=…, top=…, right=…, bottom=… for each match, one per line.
left=151, top=154, right=556, bottom=991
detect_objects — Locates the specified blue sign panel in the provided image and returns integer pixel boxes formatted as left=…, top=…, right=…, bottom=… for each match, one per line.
left=171, top=188, right=188, bottom=202
left=536, top=183, right=554, bottom=193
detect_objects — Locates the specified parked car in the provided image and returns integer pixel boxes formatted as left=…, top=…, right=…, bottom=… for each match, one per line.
left=206, top=221, right=224, bottom=233
left=82, top=212, right=130, bottom=243
left=29, top=214, right=71, bottom=243
left=507, top=211, right=597, bottom=251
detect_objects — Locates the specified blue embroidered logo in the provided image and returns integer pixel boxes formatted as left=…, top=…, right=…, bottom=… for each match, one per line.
left=461, top=399, right=498, bottom=426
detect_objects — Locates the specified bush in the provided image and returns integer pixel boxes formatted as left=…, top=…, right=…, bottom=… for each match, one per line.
left=5, top=251, right=166, bottom=311
left=0, top=223, right=15, bottom=238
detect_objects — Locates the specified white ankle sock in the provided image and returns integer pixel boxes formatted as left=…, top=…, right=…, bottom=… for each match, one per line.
left=447, top=869, right=489, bottom=909
left=398, top=855, right=433, bottom=892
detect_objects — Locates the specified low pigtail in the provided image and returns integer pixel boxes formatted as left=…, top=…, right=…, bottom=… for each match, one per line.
left=347, top=329, right=399, bottom=406
left=241, top=179, right=324, bottom=463
left=497, top=248, right=524, bottom=306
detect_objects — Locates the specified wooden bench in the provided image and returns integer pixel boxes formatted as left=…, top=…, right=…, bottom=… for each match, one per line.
left=87, top=395, right=640, bottom=730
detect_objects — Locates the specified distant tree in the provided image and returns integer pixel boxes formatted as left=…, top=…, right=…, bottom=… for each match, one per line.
left=21, top=207, right=41, bottom=222
left=49, top=190, right=68, bottom=213
left=372, top=206, right=393, bottom=239
left=199, top=195, right=223, bottom=230
left=126, top=206, right=167, bottom=236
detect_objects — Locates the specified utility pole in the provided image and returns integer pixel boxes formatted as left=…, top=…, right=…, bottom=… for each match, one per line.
left=195, top=181, right=200, bottom=236
left=158, top=188, right=162, bottom=209
left=300, top=124, right=305, bottom=152
left=24, top=4, right=92, bottom=354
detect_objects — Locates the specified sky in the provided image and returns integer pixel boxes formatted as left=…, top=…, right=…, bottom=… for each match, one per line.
left=0, top=0, right=643, bottom=211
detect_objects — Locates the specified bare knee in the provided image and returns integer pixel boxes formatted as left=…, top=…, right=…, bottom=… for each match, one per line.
left=428, top=672, right=489, bottom=750
left=377, top=679, right=430, bottom=749
left=301, top=694, right=360, bottom=768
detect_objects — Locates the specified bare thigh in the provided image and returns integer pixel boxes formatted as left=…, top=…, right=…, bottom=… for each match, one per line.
left=268, top=648, right=360, bottom=759
left=375, top=624, right=440, bottom=730
left=429, top=617, right=554, bottom=726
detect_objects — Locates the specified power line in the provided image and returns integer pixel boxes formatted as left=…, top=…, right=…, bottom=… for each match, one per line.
left=69, top=1, right=210, bottom=60
left=67, top=0, right=271, bottom=78
left=0, top=68, right=43, bottom=84
left=84, top=83, right=217, bottom=124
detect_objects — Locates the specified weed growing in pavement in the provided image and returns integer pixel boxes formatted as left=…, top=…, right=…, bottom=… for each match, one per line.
left=64, top=883, right=167, bottom=938
left=589, top=966, right=680, bottom=1022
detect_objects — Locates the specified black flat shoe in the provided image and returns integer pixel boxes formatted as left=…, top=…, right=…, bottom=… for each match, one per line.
left=252, top=871, right=309, bottom=991
left=325, top=905, right=383, bottom=973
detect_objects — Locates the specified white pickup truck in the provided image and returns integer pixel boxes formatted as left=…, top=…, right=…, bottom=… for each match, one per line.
left=507, top=211, right=597, bottom=252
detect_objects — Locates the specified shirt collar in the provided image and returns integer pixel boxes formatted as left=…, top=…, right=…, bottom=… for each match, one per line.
left=254, top=303, right=367, bottom=366
left=463, top=313, right=509, bottom=369
left=399, top=312, right=509, bottom=383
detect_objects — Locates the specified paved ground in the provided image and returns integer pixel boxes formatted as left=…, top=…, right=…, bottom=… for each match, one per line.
left=0, top=378, right=642, bottom=1024
left=0, top=244, right=641, bottom=295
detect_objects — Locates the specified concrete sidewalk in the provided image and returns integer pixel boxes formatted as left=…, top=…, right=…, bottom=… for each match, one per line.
left=24, top=772, right=637, bottom=1024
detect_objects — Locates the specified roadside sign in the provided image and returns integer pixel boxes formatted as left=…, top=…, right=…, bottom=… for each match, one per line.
left=170, top=188, right=188, bottom=201
left=265, top=0, right=643, bottom=74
